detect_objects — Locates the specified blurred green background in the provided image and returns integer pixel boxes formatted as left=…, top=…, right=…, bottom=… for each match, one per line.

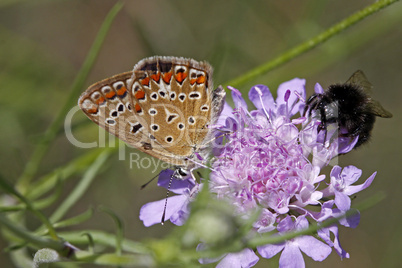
left=0, top=0, right=401, bottom=267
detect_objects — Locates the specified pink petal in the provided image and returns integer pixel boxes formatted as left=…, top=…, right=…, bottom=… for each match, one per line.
left=344, top=172, right=376, bottom=196
left=314, top=83, right=324, bottom=94
left=139, top=195, right=187, bottom=226
left=249, top=85, right=275, bottom=111
left=229, top=86, right=248, bottom=110
left=257, top=243, right=285, bottom=259
left=335, top=191, right=351, bottom=211
left=279, top=243, right=305, bottom=268
left=217, top=248, right=259, bottom=268
left=298, top=236, right=332, bottom=261
left=276, top=78, right=306, bottom=116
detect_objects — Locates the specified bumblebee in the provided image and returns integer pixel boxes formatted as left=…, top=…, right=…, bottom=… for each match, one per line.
left=303, top=70, right=392, bottom=148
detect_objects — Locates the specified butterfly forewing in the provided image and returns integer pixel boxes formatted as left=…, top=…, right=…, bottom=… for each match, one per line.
left=128, top=57, right=216, bottom=167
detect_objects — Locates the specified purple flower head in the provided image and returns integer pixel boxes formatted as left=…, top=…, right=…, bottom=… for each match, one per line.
left=140, top=78, right=378, bottom=267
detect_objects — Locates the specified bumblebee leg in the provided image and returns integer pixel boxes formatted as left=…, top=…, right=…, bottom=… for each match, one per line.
left=303, top=94, right=319, bottom=116
left=317, top=101, right=328, bottom=145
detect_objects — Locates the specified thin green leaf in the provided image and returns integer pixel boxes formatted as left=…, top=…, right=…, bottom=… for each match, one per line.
left=57, top=230, right=149, bottom=254
left=99, top=206, right=124, bottom=255
left=53, top=208, right=94, bottom=229
left=0, top=177, right=62, bottom=212
left=49, top=149, right=112, bottom=224
left=32, top=149, right=112, bottom=237
left=74, top=252, right=154, bottom=266
left=0, top=175, right=59, bottom=240
left=0, top=214, right=65, bottom=252
left=27, top=148, right=115, bottom=201
left=81, top=233, right=95, bottom=254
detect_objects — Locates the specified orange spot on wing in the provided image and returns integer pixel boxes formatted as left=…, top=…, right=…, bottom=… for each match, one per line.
left=87, top=107, right=98, bottom=114
left=175, top=72, right=187, bottom=83
left=96, top=96, right=105, bottom=105
left=135, top=103, right=142, bottom=113
left=190, top=78, right=197, bottom=85
left=116, top=86, right=127, bottom=96
left=105, top=91, right=116, bottom=99
left=141, top=77, right=150, bottom=86
left=162, top=72, right=172, bottom=83
left=151, top=73, right=160, bottom=82
left=196, top=75, right=206, bottom=84
left=135, top=90, right=145, bottom=100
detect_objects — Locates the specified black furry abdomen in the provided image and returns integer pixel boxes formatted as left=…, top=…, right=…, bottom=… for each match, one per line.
left=304, top=83, right=377, bottom=149
left=326, top=84, right=376, bottom=147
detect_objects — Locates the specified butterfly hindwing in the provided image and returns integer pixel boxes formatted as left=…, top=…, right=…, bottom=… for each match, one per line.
left=79, top=56, right=226, bottom=169
left=79, top=72, right=150, bottom=152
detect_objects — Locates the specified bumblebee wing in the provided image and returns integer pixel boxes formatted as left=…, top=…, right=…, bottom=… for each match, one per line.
left=346, top=70, right=373, bottom=93
left=348, top=70, right=393, bottom=118
left=367, top=99, right=393, bottom=118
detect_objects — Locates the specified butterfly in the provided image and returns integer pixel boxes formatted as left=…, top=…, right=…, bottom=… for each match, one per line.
left=78, top=56, right=226, bottom=178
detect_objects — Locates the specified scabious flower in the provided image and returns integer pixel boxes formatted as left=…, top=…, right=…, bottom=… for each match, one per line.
left=140, top=78, right=377, bottom=267
left=140, top=169, right=196, bottom=226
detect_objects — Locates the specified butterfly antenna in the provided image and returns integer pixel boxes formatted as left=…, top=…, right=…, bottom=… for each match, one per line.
left=161, top=170, right=175, bottom=225
left=140, top=172, right=161, bottom=190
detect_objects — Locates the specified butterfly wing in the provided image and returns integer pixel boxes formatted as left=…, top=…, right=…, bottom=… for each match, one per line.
left=78, top=71, right=150, bottom=146
left=79, top=56, right=226, bottom=169
left=129, top=56, right=225, bottom=168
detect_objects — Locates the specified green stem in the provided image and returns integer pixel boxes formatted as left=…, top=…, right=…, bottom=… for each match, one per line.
left=58, top=230, right=149, bottom=254
left=17, top=2, right=123, bottom=192
left=0, top=175, right=59, bottom=240
left=0, top=214, right=66, bottom=252
left=49, top=149, right=112, bottom=224
left=99, top=206, right=124, bottom=255
left=224, top=0, right=399, bottom=88
left=27, top=148, right=112, bottom=200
